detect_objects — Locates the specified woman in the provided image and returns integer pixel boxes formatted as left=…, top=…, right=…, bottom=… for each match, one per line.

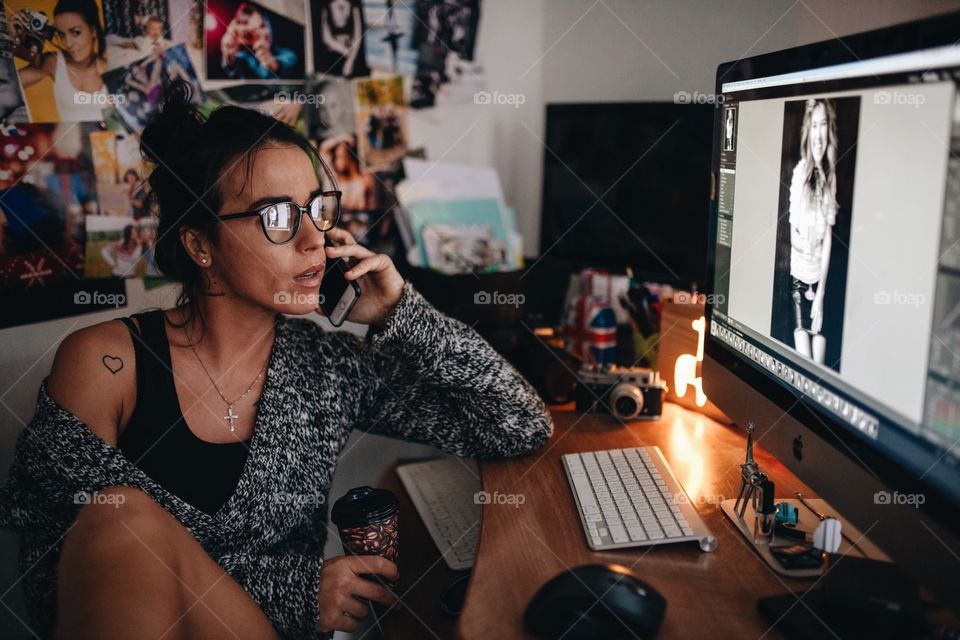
left=99, top=222, right=143, bottom=276
left=321, top=134, right=376, bottom=213
left=317, top=0, right=368, bottom=77
left=123, top=168, right=148, bottom=219
left=220, top=2, right=298, bottom=80
left=788, top=98, right=838, bottom=365
left=11, top=0, right=109, bottom=122
left=0, top=82, right=553, bottom=639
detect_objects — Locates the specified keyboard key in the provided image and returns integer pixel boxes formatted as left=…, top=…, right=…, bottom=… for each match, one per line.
left=627, top=526, right=647, bottom=541
left=609, top=525, right=628, bottom=543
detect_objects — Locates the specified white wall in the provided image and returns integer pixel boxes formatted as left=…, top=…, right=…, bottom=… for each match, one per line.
left=3, top=1, right=960, bottom=636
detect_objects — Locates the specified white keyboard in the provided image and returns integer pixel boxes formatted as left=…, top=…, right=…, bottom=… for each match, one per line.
left=562, top=446, right=717, bottom=552
left=397, top=458, right=481, bottom=571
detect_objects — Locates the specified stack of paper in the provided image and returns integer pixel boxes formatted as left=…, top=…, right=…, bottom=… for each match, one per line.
left=395, top=159, right=523, bottom=273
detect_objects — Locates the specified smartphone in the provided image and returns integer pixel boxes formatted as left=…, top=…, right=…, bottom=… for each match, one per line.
left=770, top=544, right=824, bottom=570
left=319, top=256, right=361, bottom=327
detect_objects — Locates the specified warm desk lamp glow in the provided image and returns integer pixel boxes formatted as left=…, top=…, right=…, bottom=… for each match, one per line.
left=659, top=300, right=730, bottom=423
left=674, top=316, right=708, bottom=407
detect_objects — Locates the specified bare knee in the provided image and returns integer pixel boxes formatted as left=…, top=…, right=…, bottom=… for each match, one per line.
left=66, top=486, right=179, bottom=562
left=57, top=487, right=190, bottom=639
left=58, top=486, right=278, bottom=640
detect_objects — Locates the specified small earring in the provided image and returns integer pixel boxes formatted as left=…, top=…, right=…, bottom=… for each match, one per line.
left=201, top=258, right=207, bottom=264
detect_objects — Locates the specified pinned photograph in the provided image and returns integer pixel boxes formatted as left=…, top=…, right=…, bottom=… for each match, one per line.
left=101, top=0, right=174, bottom=70
left=353, top=74, right=406, bottom=172
left=102, top=42, right=205, bottom=132
left=319, top=132, right=375, bottom=229
left=205, top=82, right=304, bottom=126
left=362, top=0, right=418, bottom=76
left=0, top=13, right=31, bottom=123
left=84, top=212, right=156, bottom=277
left=311, top=0, right=368, bottom=78
left=204, top=0, right=305, bottom=81
left=410, top=0, right=482, bottom=109
left=89, top=128, right=149, bottom=216
left=6, top=0, right=111, bottom=122
left=0, top=123, right=98, bottom=292
left=302, top=75, right=356, bottom=139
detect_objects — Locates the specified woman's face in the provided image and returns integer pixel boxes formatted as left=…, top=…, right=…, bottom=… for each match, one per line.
left=330, top=0, right=351, bottom=27
left=146, top=20, right=163, bottom=41
left=211, top=144, right=326, bottom=315
left=54, top=13, right=96, bottom=63
left=808, top=103, right=828, bottom=165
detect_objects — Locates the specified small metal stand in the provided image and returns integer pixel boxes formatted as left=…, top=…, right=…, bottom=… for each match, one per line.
left=722, top=421, right=886, bottom=577
left=734, top=422, right=768, bottom=519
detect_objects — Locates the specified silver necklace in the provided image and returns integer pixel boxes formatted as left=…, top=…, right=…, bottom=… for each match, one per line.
left=188, top=338, right=268, bottom=432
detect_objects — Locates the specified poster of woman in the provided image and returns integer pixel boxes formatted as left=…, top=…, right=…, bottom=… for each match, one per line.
left=6, top=0, right=111, bottom=122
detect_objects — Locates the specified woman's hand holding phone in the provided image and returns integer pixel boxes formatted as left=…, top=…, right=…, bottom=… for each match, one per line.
left=317, top=228, right=403, bottom=327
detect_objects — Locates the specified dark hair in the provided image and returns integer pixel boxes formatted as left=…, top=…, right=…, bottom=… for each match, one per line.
left=123, top=168, right=139, bottom=182
left=140, top=80, right=335, bottom=337
left=54, top=0, right=106, bottom=61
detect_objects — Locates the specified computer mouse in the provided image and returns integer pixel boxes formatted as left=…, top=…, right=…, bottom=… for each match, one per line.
left=523, top=563, right=666, bottom=639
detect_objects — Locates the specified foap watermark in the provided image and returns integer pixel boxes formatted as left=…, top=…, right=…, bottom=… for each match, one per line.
left=673, top=90, right=724, bottom=105
left=673, top=491, right=726, bottom=507
left=673, top=291, right=725, bottom=305
left=275, top=291, right=325, bottom=306
left=474, top=490, right=525, bottom=508
left=74, top=92, right=126, bottom=106
left=474, top=90, right=526, bottom=108
left=873, top=290, right=925, bottom=308
left=275, top=90, right=325, bottom=106
left=874, top=490, right=925, bottom=508
left=873, top=90, right=926, bottom=108
left=74, top=290, right=126, bottom=307
left=474, top=290, right=525, bottom=308
left=271, top=492, right=326, bottom=507
left=74, top=490, right=126, bottom=507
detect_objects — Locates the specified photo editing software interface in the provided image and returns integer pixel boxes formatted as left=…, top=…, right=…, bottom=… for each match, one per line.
left=710, top=45, right=960, bottom=503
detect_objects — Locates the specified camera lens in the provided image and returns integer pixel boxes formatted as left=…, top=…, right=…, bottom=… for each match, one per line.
left=610, top=383, right=644, bottom=420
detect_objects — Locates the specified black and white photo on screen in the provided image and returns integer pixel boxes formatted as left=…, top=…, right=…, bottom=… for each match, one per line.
left=770, top=96, right=860, bottom=371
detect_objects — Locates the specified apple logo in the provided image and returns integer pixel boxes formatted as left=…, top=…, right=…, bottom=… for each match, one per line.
left=792, top=434, right=804, bottom=462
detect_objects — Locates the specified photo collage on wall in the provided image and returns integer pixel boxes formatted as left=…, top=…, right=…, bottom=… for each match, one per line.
left=0, top=0, right=483, bottom=327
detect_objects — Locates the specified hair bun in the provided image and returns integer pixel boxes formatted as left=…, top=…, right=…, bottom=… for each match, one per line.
left=140, top=80, right=205, bottom=168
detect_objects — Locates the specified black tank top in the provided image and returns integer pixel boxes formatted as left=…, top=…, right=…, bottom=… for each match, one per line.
left=117, top=309, right=250, bottom=515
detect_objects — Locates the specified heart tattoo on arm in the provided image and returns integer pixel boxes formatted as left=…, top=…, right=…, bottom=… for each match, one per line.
left=101, top=355, right=124, bottom=374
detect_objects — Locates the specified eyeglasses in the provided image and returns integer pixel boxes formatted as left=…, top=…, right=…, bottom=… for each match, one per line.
left=216, top=191, right=342, bottom=244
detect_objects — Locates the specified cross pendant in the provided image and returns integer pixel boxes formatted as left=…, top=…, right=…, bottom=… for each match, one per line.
left=224, top=406, right=239, bottom=432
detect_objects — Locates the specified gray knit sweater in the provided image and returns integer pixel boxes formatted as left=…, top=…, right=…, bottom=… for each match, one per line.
left=0, top=282, right=554, bottom=639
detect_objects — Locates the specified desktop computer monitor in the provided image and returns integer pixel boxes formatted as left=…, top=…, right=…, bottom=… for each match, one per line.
left=540, top=102, right=713, bottom=288
left=703, top=11, right=960, bottom=609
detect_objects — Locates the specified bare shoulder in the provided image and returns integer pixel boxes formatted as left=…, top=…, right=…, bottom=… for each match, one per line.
left=46, top=318, right=138, bottom=447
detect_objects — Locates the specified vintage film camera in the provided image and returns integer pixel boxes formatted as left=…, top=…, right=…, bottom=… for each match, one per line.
left=575, top=364, right=667, bottom=420
left=12, top=11, right=55, bottom=60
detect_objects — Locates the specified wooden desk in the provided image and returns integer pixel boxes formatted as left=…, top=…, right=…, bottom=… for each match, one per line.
left=381, top=403, right=817, bottom=639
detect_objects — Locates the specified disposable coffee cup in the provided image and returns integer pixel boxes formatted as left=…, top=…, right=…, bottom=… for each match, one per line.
left=331, top=486, right=400, bottom=589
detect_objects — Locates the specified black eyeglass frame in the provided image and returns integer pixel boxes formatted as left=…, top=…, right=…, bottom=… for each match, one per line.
left=215, top=190, right=343, bottom=245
